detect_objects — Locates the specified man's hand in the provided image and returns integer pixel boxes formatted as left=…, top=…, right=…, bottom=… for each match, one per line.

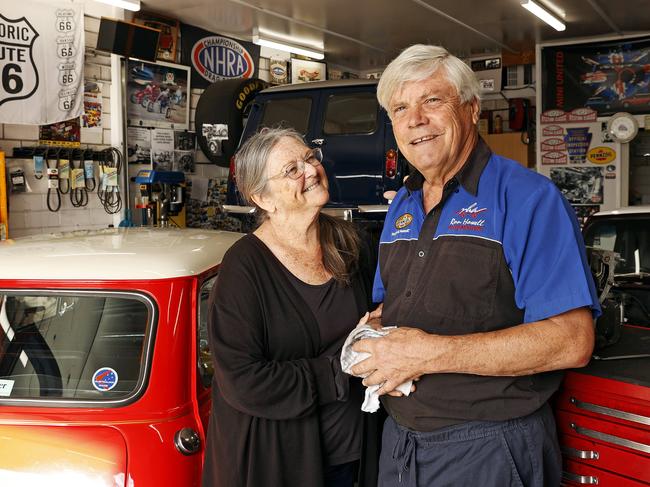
left=351, top=327, right=432, bottom=395
left=367, top=303, right=383, bottom=330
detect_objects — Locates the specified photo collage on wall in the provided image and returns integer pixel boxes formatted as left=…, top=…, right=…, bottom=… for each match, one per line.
left=539, top=108, right=610, bottom=225
left=127, top=127, right=197, bottom=173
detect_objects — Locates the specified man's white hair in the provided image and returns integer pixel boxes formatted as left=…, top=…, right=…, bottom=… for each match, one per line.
left=377, top=44, right=481, bottom=115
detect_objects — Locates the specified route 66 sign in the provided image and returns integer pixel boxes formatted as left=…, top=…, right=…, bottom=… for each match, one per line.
left=0, top=3, right=84, bottom=125
left=0, top=14, right=39, bottom=107
left=58, top=62, right=75, bottom=86
left=55, top=9, right=75, bottom=33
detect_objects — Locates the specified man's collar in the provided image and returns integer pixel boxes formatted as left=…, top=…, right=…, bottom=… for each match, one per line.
left=404, top=136, right=492, bottom=197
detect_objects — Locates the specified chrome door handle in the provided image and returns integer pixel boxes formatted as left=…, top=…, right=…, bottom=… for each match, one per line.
left=571, top=422, right=650, bottom=454
left=562, top=471, right=598, bottom=484
left=561, top=446, right=599, bottom=460
left=311, top=138, right=325, bottom=146
left=570, top=396, right=650, bottom=425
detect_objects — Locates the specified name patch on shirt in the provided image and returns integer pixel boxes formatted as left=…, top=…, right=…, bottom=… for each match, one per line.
left=449, top=203, right=486, bottom=231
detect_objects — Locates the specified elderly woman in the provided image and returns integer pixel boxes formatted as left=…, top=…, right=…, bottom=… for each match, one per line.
left=201, top=128, right=377, bottom=487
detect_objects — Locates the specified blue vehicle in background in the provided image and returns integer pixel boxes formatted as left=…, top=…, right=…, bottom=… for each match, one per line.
left=224, top=80, right=409, bottom=227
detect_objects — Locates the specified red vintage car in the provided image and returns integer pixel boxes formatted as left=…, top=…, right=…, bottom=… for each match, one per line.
left=0, top=228, right=242, bottom=486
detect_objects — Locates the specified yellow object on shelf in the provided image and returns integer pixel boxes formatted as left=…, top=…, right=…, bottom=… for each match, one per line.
left=0, top=151, right=7, bottom=240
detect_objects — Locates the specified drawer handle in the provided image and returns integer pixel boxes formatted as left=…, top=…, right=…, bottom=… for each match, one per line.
left=561, top=446, right=599, bottom=460
left=562, top=471, right=598, bottom=484
left=571, top=423, right=650, bottom=454
left=570, top=397, right=650, bottom=426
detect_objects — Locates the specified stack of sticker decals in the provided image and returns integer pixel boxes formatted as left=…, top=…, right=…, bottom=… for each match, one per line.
left=540, top=107, right=598, bottom=165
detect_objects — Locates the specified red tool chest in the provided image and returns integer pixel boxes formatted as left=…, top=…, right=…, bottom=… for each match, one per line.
left=555, top=326, right=650, bottom=485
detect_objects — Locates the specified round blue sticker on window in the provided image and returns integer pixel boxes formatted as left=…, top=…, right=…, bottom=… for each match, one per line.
left=92, top=367, right=119, bottom=391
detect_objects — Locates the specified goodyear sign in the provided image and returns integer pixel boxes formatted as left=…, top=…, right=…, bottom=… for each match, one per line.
left=181, top=24, right=259, bottom=89
left=587, top=146, right=616, bottom=164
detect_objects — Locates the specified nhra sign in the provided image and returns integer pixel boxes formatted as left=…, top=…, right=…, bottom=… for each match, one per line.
left=180, top=23, right=259, bottom=89
left=0, top=2, right=84, bottom=125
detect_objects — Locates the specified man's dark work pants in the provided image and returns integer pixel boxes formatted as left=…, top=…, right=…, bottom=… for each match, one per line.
left=379, top=403, right=562, bottom=487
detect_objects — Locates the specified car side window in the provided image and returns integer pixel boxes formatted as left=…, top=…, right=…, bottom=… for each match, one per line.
left=0, top=292, right=152, bottom=402
left=261, top=97, right=312, bottom=134
left=323, top=92, right=378, bottom=135
left=197, top=275, right=217, bottom=388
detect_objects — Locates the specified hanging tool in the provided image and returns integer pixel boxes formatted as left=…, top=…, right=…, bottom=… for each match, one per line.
left=84, top=149, right=96, bottom=191
left=57, top=149, right=71, bottom=195
left=70, top=149, right=88, bottom=208
left=33, top=149, right=45, bottom=180
left=45, top=150, right=61, bottom=212
left=98, top=147, right=123, bottom=214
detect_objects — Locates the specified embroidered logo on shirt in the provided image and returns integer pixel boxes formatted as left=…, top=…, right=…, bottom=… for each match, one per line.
left=449, top=203, right=486, bottom=231
left=395, top=213, right=413, bottom=229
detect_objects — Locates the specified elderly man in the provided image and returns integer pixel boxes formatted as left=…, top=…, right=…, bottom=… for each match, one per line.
left=351, top=45, right=600, bottom=486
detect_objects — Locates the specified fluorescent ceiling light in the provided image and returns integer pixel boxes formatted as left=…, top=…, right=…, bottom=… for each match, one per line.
left=253, top=36, right=324, bottom=60
left=94, top=0, right=141, bottom=12
left=521, top=0, right=565, bottom=31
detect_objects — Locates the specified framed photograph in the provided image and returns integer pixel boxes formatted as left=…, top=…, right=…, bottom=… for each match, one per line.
left=133, top=11, right=180, bottom=63
left=126, top=59, right=190, bottom=130
left=291, top=59, right=326, bottom=84
left=550, top=167, right=604, bottom=205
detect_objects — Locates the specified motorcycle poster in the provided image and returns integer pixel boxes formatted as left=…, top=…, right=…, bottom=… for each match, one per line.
left=126, top=59, right=190, bottom=130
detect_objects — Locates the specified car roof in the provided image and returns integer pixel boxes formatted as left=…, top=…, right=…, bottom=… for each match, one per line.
left=593, top=205, right=650, bottom=217
left=260, top=78, right=378, bottom=94
left=0, top=228, right=243, bottom=281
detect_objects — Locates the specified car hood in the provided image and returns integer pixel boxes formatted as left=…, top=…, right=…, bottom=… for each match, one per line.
left=0, top=424, right=128, bottom=487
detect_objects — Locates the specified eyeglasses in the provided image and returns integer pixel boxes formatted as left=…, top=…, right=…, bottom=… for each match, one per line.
left=268, top=148, right=323, bottom=181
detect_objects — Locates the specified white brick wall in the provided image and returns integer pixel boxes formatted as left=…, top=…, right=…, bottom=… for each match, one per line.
left=0, top=19, right=320, bottom=239
left=1, top=14, right=116, bottom=239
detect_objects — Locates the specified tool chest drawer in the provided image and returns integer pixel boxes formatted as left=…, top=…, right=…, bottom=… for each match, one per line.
left=556, top=413, right=650, bottom=483
left=562, top=458, right=648, bottom=486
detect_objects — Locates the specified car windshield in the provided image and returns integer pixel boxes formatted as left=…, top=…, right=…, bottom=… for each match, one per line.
left=584, top=216, right=650, bottom=280
left=0, top=291, right=154, bottom=403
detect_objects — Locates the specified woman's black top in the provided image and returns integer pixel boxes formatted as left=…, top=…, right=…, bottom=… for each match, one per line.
left=280, top=265, right=364, bottom=466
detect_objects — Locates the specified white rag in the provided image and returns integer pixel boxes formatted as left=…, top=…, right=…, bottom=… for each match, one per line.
left=340, top=323, right=412, bottom=413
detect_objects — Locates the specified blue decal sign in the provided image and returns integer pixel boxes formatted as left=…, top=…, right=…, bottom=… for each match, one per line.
left=181, top=24, right=259, bottom=89
left=92, top=367, right=118, bottom=391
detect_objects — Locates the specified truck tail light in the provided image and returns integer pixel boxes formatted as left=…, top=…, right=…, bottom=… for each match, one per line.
left=385, top=149, right=397, bottom=179
left=229, top=156, right=236, bottom=183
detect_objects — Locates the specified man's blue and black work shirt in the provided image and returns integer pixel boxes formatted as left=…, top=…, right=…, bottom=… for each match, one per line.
left=373, top=138, right=601, bottom=431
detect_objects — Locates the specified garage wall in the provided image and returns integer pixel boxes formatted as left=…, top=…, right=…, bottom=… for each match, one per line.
left=125, top=56, right=273, bottom=228
left=1, top=15, right=117, bottom=239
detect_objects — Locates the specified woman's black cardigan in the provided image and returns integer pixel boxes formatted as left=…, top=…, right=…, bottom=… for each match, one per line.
left=201, top=234, right=381, bottom=487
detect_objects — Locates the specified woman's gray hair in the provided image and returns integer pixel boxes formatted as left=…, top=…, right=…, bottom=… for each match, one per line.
left=377, top=44, right=481, bottom=114
left=234, top=127, right=361, bottom=285
left=234, top=127, right=304, bottom=214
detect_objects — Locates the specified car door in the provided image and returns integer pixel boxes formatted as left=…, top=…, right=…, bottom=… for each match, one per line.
left=196, top=274, right=217, bottom=436
left=310, top=87, right=386, bottom=207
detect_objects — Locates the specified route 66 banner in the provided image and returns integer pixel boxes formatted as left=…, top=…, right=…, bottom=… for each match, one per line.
left=0, top=1, right=84, bottom=125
